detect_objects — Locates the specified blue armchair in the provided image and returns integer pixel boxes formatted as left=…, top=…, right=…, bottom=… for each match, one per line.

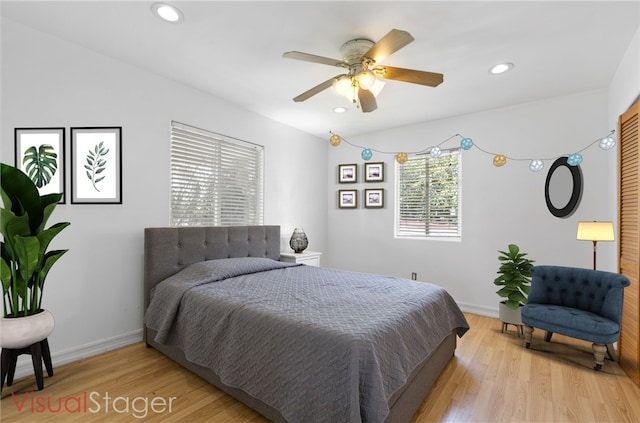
left=521, top=265, right=630, bottom=370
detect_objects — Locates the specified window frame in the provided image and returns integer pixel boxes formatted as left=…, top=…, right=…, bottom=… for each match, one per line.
left=395, top=148, right=462, bottom=240
left=170, top=121, right=264, bottom=227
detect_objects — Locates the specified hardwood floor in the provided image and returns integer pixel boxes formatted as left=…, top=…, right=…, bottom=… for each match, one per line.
left=2, top=313, right=639, bottom=422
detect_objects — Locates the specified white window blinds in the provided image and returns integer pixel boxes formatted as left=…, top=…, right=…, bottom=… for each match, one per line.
left=396, top=148, right=461, bottom=239
left=170, top=121, right=264, bottom=227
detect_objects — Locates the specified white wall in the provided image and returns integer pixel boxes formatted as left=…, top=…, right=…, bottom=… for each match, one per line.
left=608, top=26, right=640, bottom=268
left=1, top=19, right=328, bottom=369
left=326, top=89, right=615, bottom=316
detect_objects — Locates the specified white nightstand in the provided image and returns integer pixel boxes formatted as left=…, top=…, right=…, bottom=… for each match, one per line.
left=280, top=251, right=322, bottom=267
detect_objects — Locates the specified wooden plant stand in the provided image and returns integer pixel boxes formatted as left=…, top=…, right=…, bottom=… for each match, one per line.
left=501, top=321, right=524, bottom=337
left=1, top=338, right=53, bottom=391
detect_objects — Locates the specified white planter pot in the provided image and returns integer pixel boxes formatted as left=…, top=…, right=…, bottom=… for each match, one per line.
left=498, top=302, right=522, bottom=325
left=0, top=310, right=55, bottom=349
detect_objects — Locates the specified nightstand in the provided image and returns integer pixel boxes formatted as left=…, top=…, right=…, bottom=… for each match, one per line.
left=280, top=251, right=322, bottom=267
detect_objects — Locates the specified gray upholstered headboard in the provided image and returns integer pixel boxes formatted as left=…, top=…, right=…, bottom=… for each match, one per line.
left=144, top=225, right=280, bottom=309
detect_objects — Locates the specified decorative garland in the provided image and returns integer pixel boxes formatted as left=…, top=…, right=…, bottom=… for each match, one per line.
left=328, top=130, right=616, bottom=171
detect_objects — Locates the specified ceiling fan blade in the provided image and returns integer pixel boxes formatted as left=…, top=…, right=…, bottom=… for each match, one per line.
left=292, top=74, right=343, bottom=102
left=364, top=29, right=414, bottom=63
left=376, top=65, right=444, bottom=87
left=358, top=88, right=377, bottom=113
left=283, top=51, right=348, bottom=68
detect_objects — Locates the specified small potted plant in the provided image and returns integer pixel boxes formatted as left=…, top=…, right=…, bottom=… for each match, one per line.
left=0, top=162, right=70, bottom=348
left=493, top=244, right=534, bottom=327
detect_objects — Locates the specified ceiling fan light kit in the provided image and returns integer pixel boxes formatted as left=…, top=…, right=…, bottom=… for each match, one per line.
left=283, top=29, right=443, bottom=113
left=356, top=69, right=376, bottom=90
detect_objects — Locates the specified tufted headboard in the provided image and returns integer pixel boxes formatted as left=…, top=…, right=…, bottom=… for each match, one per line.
left=144, top=225, right=280, bottom=310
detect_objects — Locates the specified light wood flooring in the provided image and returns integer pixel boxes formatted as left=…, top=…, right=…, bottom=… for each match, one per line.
left=2, top=313, right=639, bottom=422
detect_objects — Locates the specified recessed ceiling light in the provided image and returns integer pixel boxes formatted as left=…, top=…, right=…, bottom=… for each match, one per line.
left=489, top=62, right=514, bottom=75
left=152, top=3, right=183, bottom=23
left=333, top=107, right=348, bottom=113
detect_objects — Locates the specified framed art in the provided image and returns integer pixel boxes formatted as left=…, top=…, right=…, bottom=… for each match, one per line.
left=338, top=163, right=357, bottom=183
left=71, top=127, right=122, bottom=204
left=364, top=162, right=384, bottom=182
left=338, top=189, right=357, bottom=208
left=14, top=127, right=66, bottom=203
left=364, top=189, right=384, bottom=208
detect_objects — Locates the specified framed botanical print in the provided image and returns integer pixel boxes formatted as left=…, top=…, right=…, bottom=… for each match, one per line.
left=71, top=127, right=122, bottom=204
left=364, top=189, right=384, bottom=208
left=364, top=162, right=384, bottom=182
left=338, top=189, right=357, bottom=208
left=338, top=163, right=357, bottom=183
left=15, top=127, right=66, bottom=203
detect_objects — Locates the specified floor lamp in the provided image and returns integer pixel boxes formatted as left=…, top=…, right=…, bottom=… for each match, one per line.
left=576, top=221, right=615, bottom=270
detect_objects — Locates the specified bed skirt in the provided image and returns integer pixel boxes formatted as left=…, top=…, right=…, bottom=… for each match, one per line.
left=145, top=327, right=456, bottom=423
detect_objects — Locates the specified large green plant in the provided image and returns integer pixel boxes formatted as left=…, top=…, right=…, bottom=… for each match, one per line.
left=1, top=163, right=70, bottom=317
left=493, top=244, right=535, bottom=310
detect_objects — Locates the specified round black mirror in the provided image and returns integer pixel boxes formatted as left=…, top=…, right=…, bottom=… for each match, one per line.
left=545, top=156, right=583, bottom=218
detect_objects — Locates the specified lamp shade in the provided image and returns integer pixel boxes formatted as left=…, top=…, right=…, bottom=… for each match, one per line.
left=356, top=69, right=376, bottom=90
left=576, top=221, right=615, bottom=241
left=333, top=76, right=353, bottom=97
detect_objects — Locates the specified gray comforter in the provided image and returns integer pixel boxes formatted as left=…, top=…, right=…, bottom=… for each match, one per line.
left=145, top=257, right=469, bottom=423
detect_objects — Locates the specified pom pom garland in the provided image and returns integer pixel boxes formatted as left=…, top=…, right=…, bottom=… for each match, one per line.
left=493, top=154, right=507, bottom=167
left=328, top=130, right=615, bottom=172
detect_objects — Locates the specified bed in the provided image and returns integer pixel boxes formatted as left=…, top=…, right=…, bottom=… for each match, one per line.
left=143, top=225, right=469, bottom=423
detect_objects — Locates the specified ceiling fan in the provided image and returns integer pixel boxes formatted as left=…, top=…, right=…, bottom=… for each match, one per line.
left=283, top=29, right=444, bottom=113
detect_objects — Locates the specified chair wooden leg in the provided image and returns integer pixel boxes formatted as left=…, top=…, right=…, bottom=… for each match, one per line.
left=592, top=343, right=607, bottom=371
left=524, top=325, right=534, bottom=348
left=606, top=343, right=618, bottom=362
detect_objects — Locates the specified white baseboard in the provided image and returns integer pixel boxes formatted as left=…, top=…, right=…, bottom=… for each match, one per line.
left=457, top=301, right=498, bottom=319
left=11, top=329, right=143, bottom=381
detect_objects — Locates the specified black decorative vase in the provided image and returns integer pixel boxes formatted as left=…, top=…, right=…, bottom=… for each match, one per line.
left=289, top=228, right=308, bottom=253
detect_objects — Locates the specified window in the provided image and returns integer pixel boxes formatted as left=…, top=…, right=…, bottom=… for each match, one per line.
left=395, top=148, right=461, bottom=239
left=170, top=121, right=264, bottom=226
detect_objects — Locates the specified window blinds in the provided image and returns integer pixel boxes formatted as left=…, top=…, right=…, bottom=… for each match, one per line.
left=396, top=149, right=461, bottom=238
left=170, top=121, right=264, bottom=227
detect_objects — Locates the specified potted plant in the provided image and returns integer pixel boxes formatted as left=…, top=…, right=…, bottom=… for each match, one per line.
left=493, top=244, right=535, bottom=327
left=0, top=162, right=70, bottom=348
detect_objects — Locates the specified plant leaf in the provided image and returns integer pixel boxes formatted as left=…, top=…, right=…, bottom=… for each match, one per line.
left=22, top=145, right=58, bottom=188
left=84, top=142, right=109, bottom=192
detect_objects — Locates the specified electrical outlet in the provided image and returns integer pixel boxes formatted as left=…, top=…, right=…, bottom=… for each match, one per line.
left=411, top=272, right=417, bottom=280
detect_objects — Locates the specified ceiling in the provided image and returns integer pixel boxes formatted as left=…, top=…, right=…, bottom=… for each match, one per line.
left=2, top=1, right=639, bottom=140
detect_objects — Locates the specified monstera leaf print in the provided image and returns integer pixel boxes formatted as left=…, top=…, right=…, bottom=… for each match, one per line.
left=85, top=141, right=109, bottom=192
left=22, top=144, right=58, bottom=188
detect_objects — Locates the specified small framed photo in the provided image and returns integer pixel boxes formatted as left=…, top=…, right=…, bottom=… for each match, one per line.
left=71, top=127, right=122, bottom=204
left=15, top=127, right=66, bottom=203
left=338, top=189, right=358, bottom=208
left=364, top=189, right=384, bottom=208
left=338, top=163, right=358, bottom=183
left=364, top=162, right=384, bottom=182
